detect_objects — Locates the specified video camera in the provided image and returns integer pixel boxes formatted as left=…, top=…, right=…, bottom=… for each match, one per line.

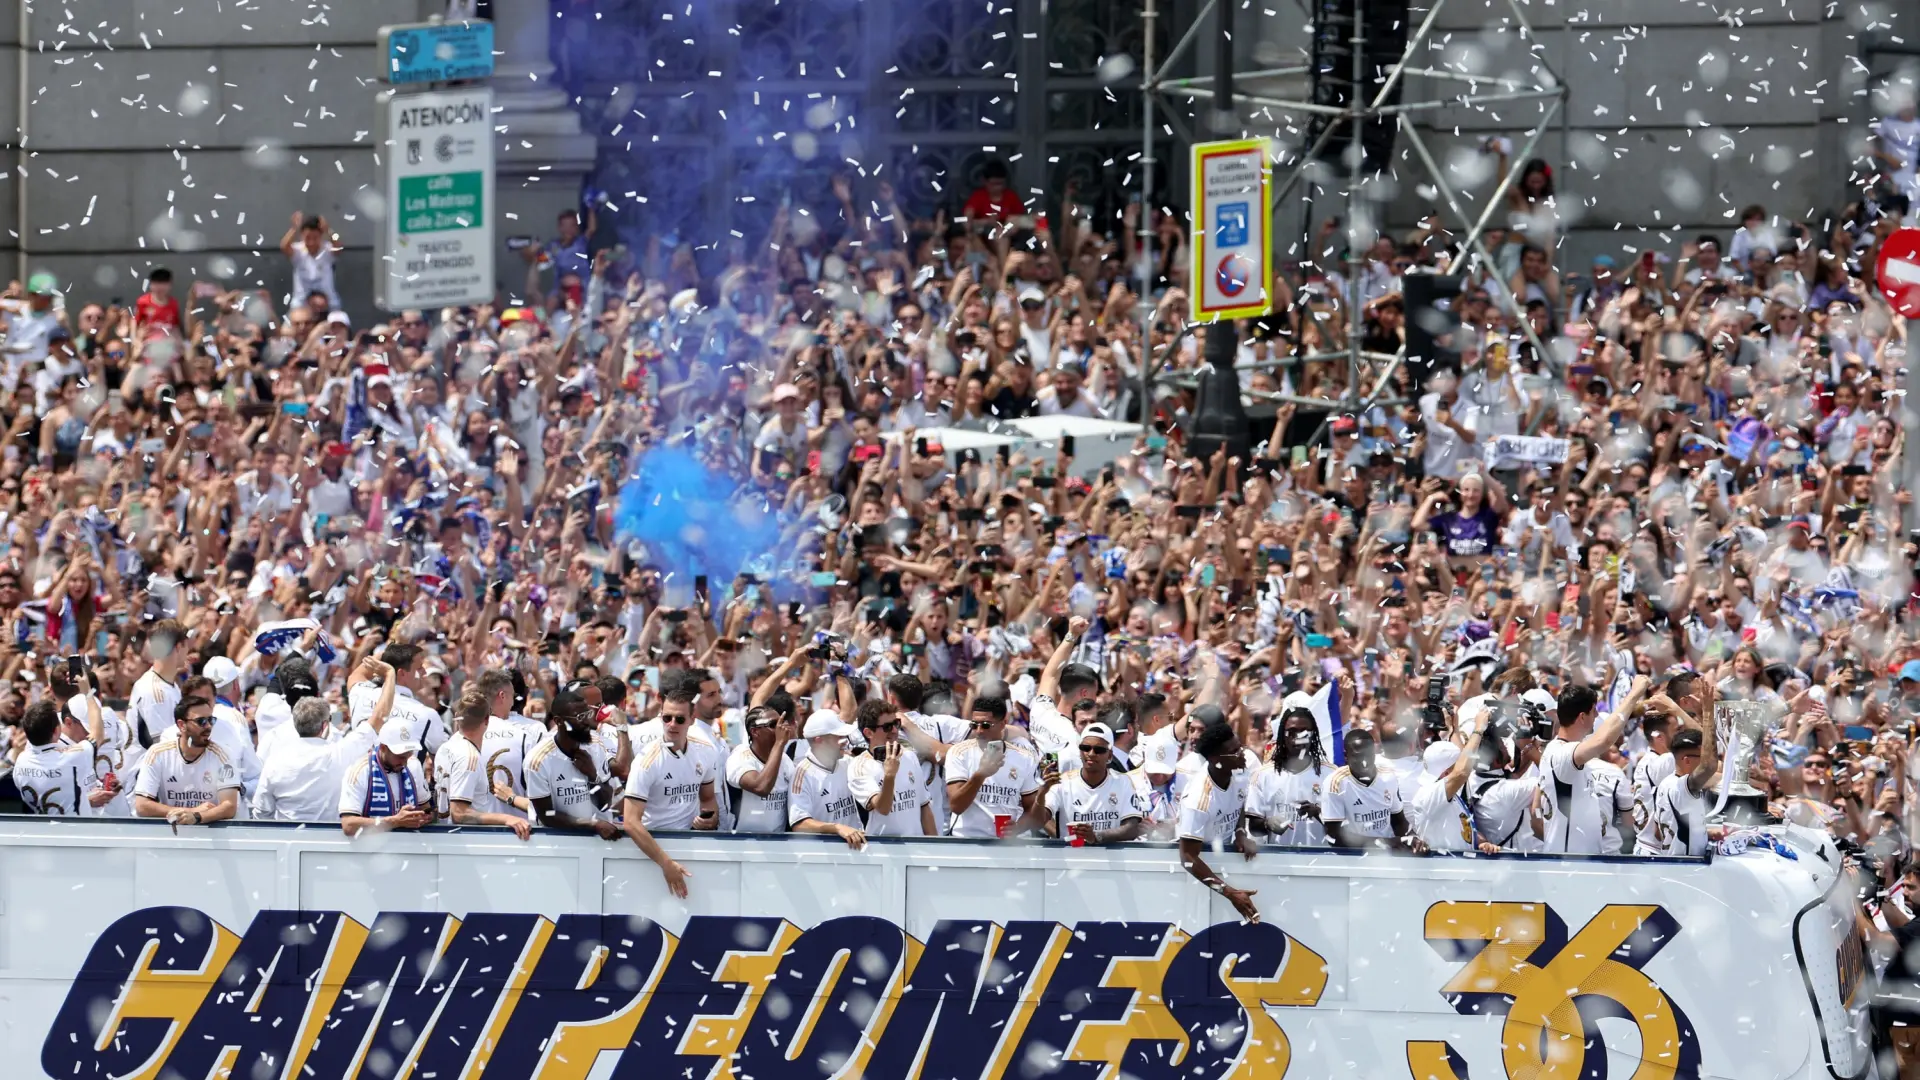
left=1487, top=695, right=1550, bottom=742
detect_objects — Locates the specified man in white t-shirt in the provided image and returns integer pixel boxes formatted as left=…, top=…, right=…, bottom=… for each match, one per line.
left=945, top=696, right=1042, bottom=838
left=338, top=725, right=431, bottom=836
left=252, top=698, right=350, bottom=823
left=789, top=709, right=867, bottom=847
left=132, top=697, right=242, bottom=830
left=622, top=685, right=718, bottom=898
left=13, top=700, right=102, bottom=816
left=525, top=689, right=624, bottom=839
left=753, top=383, right=810, bottom=478
left=1636, top=726, right=1719, bottom=857
left=1040, top=723, right=1144, bottom=845
left=1540, top=678, right=1645, bottom=854
left=1175, top=719, right=1261, bottom=922
left=849, top=700, right=934, bottom=837
left=1322, top=728, right=1421, bottom=850
left=434, top=691, right=532, bottom=839
left=725, top=705, right=796, bottom=833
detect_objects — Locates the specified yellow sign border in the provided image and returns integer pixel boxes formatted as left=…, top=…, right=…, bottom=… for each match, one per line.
left=1189, top=137, right=1274, bottom=322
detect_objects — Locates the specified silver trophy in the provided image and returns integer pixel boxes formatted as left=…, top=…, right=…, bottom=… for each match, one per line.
left=1713, top=700, right=1771, bottom=824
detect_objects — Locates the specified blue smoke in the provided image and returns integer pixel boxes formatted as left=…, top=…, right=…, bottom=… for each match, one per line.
left=614, top=446, right=780, bottom=583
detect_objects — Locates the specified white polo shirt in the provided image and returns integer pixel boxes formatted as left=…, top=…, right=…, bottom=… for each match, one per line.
left=251, top=736, right=345, bottom=823
left=944, top=739, right=1041, bottom=838
left=1045, top=769, right=1144, bottom=837
left=848, top=748, right=933, bottom=836
left=1320, top=766, right=1402, bottom=840
left=524, top=734, right=616, bottom=825
left=724, top=742, right=794, bottom=834
left=623, top=739, right=713, bottom=830
left=1245, top=761, right=1331, bottom=847
left=1176, top=767, right=1250, bottom=847
left=133, top=737, right=242, bottom=809
left=789, top=752, right=862, bottom=829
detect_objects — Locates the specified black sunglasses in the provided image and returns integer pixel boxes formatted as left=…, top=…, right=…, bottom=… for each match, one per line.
left=1077, top=743, right=1110, bottom=755
left=867, top=721, right=900, bottom=732
left=970, top=720, right=995, bottom=729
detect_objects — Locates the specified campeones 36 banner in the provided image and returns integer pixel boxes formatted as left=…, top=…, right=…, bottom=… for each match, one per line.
left=39, top=897, right=1853, bottom=1080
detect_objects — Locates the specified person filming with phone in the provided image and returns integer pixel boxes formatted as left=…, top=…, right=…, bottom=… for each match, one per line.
left=945, top=695, right=1042, bottom=838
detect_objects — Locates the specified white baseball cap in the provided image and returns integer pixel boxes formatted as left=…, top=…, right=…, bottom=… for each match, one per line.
left=378, top=725, right=422, bottom=756
left=803, top=710, right=856, bottom=739
left=1522, top=688, right=1558, bottom=714
left=1079, top=723, right=1116, bottom=746
left=1422, top=740, right=1462, bottom=778
left=202, top=656, right=241, bottom=688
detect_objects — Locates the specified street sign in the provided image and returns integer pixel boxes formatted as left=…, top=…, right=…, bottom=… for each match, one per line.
left=1190, top=138, right=1273, bottom=322
left=379, top=20, right=495, bottom=85
left=1876, top=227, right=1920, bottom=318
left=377, top=86, right=495, bottom=311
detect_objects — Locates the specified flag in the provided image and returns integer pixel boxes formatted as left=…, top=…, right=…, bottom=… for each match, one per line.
left=255, top=618, right=337, bottom=663
left=1310, top=681, right=1346, bottom=767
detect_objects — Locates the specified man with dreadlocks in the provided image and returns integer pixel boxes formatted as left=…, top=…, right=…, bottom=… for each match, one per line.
left=1245, top=692, right=1333, bottom=847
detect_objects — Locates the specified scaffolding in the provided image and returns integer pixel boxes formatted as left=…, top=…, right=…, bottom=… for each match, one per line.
left=1136, top=0, right=1570, bottom=438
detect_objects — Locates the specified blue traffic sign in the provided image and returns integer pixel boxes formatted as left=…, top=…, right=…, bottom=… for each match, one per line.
left=379, top=20, right=495, bottom=85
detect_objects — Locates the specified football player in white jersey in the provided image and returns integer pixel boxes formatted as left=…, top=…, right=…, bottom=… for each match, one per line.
left=1175, top=718, right=1260, bottom=922
left=1039, top=723, right=1145, bottom=845
left=849, top=700, right=936, bottom=837
left=526, top=689, right=624, bottom=839
left=725, top=706, right=796, bottom=833
left=789, top=709, right=867, bottom=848
left=1636, top=726, right=1720, bottom=857
left=13, top=700, right=101, bottom=815
left=1246, top=705, right=1333, bottom=847
left=131, top=697, right=241, bottom=830
left=1322, top=728, right=1423, bottom=851
left=622, top=684, right=717, bottom=898
left=435, top=690, right=532, bottom=838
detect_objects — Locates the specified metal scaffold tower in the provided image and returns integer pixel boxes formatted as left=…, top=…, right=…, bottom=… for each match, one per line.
left=1134, top=0, right=1570, bottom=442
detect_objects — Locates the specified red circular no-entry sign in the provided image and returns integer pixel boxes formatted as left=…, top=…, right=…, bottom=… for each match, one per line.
left=1876, top=227, right=1920, bottom=317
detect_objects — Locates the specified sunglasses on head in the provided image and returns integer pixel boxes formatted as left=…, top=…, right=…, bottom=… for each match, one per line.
left=1077, top=743, right=1110, bottom=755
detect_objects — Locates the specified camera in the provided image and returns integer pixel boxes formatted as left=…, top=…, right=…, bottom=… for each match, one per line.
left=1487, top=696, right=1550, bottom=742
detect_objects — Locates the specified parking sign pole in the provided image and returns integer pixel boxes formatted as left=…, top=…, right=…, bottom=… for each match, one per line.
left=376, top=19, right=497, bottom=313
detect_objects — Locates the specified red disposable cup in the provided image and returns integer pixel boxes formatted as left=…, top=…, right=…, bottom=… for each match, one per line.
left=1068, top=828, right=1085, bottom=848
left=994, top=814, right=1012, bottom=838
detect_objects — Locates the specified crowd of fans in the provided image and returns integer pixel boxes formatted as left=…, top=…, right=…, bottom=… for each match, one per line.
left=0, top=115, right=1916, bottom=958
